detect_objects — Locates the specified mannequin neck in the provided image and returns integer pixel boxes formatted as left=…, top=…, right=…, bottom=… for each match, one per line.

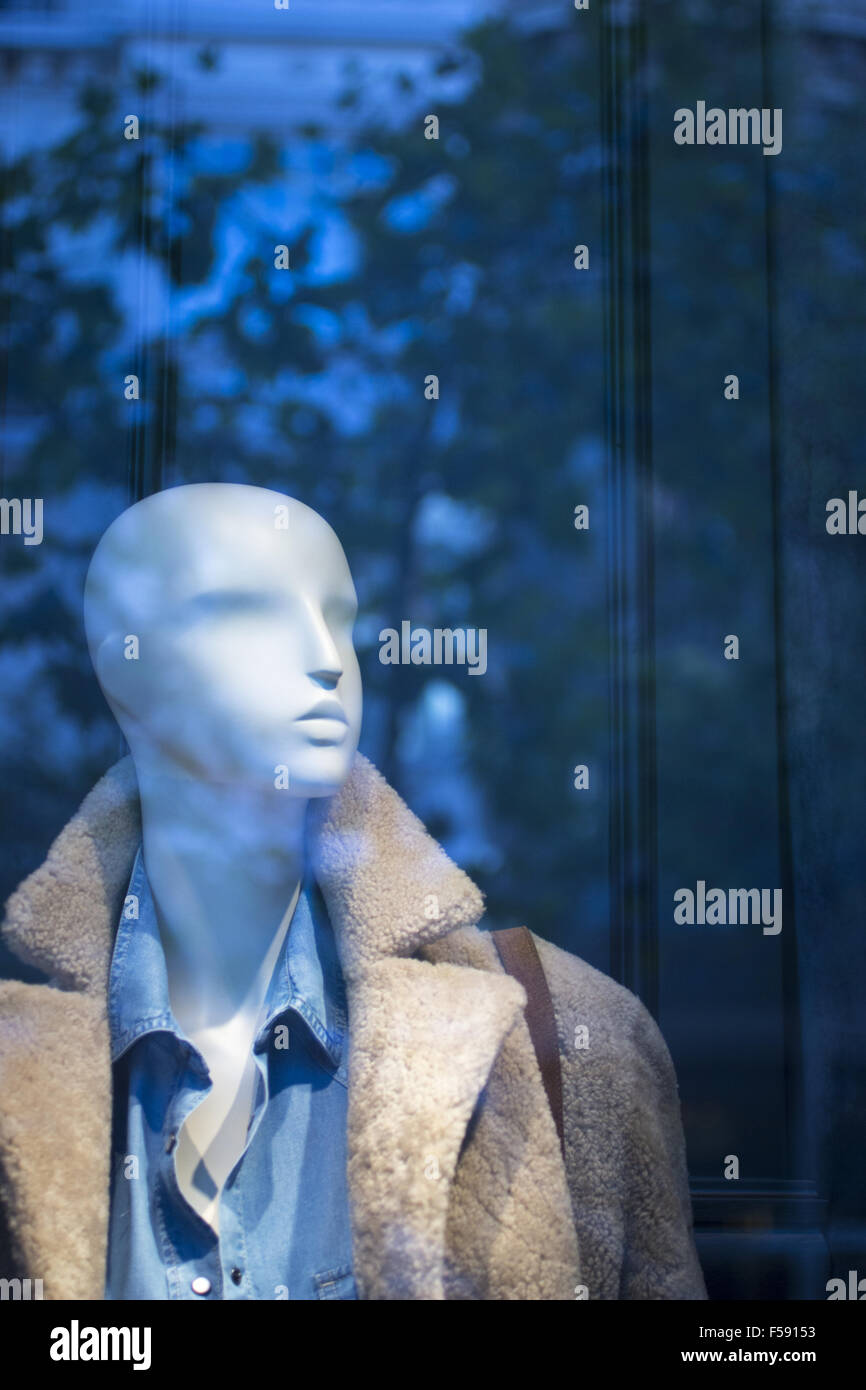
left=133, top=754, right=310, bottom=1035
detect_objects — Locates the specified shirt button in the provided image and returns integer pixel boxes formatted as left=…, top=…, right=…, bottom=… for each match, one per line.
left=191, top=1276, right=212, bottom=1296
left=165, top=1132, right=177, bottom=1153
left=230, top=1267, right=242, bottom=1285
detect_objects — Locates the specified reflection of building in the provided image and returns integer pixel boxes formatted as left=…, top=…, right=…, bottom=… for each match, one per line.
left=0, top=0, right=519, bottom=151
left=2, top=0, right=863, bottom=152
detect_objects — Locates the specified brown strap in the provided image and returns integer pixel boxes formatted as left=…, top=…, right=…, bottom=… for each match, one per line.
left=491, top=926, right=566, bottom=1159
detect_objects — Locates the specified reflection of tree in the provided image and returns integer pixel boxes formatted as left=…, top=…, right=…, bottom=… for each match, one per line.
left=304, top=20, right=612, bottom=940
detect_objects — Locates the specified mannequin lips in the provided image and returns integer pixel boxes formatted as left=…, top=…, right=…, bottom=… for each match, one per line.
left=296, top=698, right=349, bottom=743
left=297, top=698, right=348, bottom=725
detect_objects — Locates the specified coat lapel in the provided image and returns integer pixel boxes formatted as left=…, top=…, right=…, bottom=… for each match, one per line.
left=0, top=757, right=141, bottom=1300
left=341, top=948, right=580, bottom=1301
left=428, top=926, right=581, bottom=1299
left=341, top=957, right=525, bottom=1299
left=309, top=756, right=580, bottom=1300
left=0, top=753, right=579, bottom=1300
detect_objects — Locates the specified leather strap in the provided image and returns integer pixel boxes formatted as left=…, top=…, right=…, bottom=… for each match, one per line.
left=491, top=926, right=566, bottom=1159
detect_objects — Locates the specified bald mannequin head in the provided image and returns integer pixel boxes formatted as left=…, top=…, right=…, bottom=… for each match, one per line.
left=84, top=484, right=362, bottom=798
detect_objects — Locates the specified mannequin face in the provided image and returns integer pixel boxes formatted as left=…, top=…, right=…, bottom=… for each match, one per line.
left=84, top=485, right=362, bottom=798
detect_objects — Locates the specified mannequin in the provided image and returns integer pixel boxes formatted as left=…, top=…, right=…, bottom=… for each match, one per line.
left=83, top=483, right=362, bottom=1233
left=1, top=480, right=707, bottom=1300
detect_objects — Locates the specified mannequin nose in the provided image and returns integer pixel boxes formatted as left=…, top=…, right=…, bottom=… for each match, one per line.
left=309, top=665, right=341, bottom=690
left=304, top=603, right=343, bottom=687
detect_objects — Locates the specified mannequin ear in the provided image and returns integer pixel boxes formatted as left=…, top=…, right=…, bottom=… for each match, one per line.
left=91, top=630, right=137, bottom=701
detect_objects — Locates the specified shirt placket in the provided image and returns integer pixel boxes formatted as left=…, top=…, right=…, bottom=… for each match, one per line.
left=157, top=1040, right=223, bottom=1300
left=157, top=1032, right=276, bottom=1300
left=214, top=1044, right=272, bottom=1299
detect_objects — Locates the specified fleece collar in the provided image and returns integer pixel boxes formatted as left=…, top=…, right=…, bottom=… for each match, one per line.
left=1, top=752, right=486, bottom=992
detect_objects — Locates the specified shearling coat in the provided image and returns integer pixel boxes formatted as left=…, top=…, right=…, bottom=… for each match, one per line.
left=0, top=753, right=706, bottom=1301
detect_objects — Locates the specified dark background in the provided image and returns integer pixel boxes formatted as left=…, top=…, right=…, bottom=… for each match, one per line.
left=1, top=0, right=864, bottom=1298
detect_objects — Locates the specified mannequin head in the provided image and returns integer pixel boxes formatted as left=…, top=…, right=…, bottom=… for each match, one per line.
left=84, top=484, right=362, bottom=800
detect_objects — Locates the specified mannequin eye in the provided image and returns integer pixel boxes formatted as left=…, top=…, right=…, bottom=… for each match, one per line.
left=185, top=589, right=276, bottom=616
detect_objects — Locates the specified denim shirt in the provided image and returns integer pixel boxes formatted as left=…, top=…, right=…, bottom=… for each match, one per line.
left=105, top=846, right=355, bottom=1300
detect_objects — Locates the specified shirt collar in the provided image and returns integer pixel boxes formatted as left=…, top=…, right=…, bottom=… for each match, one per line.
left=108, top=845, right=346, bottom=1074
left=255, top=869, right=346, bottom=1070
